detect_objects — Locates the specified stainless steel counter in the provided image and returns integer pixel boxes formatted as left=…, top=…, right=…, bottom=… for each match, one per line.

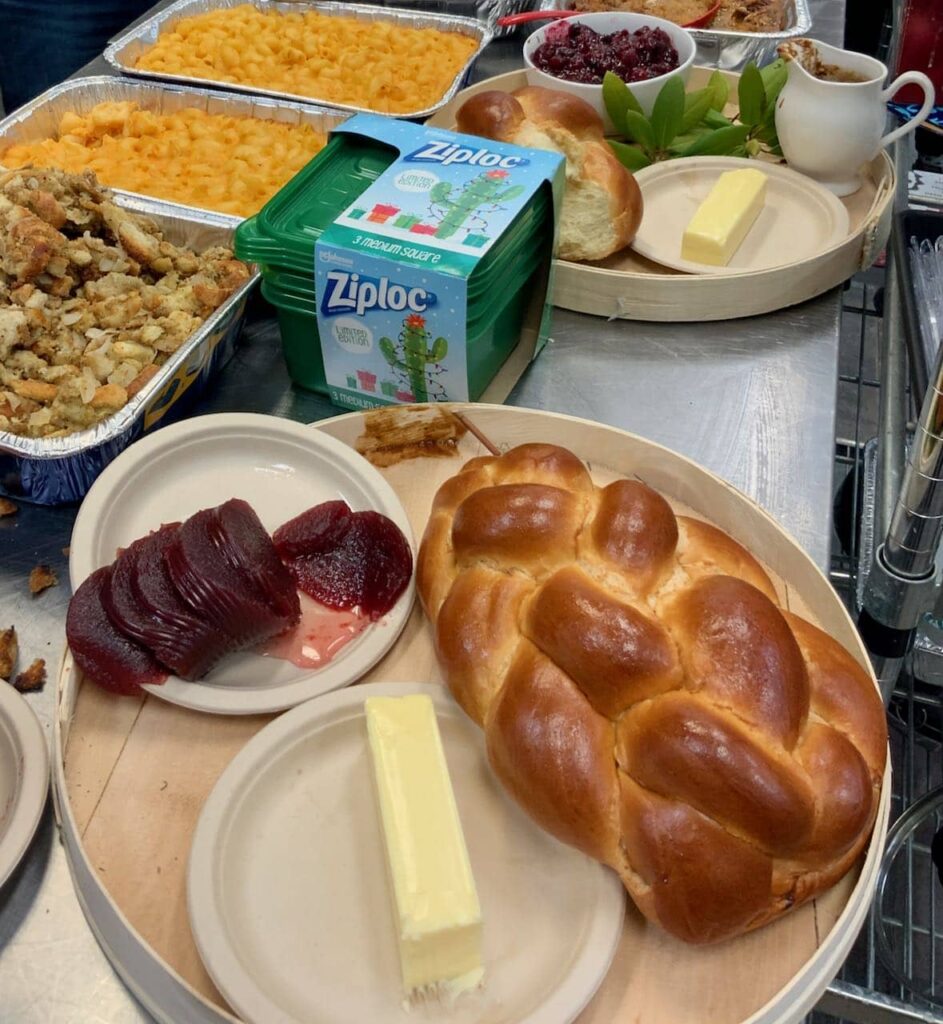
left=0, top=5, right=848, bottom=1020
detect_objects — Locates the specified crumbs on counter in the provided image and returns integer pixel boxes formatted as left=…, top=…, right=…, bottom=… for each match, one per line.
left=0, top=497, right=17, bottom=516
left=0, top=626, right=17, bottom=680
left=29, top=564, right=58, bottom=595
left=355, top=405, right=468, bottom=468
left=13, top=657, right=46, bottom=693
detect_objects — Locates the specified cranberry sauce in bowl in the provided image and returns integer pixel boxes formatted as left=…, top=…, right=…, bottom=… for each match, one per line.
left=522, top=11, right=696, bottom=126
left=532, top=22, right=680, bottom=85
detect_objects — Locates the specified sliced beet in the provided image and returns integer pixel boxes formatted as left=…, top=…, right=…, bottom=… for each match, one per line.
left=278, top=505, right=412, bottom=620
left=67, top=566, right=166, bottom=696
left=358, top=512, right=413, bottom=618
left=273, top=500, right=352, bottom=559
left=103, top=524, right=238, bottom=680
left=164, top=505, right=297, bottom=648
left=216, top=498, right=300, bottom=623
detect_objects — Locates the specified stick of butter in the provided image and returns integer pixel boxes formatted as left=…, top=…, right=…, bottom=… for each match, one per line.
left=681, top=168, right=768, bottom=267
left=365, top=694, right=484, bottom=1001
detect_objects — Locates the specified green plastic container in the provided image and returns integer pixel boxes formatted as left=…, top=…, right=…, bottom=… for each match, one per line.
left=236, top=131, right=554, bottom=399
left=259, top=249, right=549, bottom=398
left=259, top=278, right=329, bottom=393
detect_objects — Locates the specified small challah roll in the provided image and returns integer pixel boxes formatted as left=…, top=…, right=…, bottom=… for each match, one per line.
left=457, top=87, right=643, bottom=262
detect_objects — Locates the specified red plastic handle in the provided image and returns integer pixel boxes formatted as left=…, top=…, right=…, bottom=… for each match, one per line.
left=683, top=0, right=721, bottom=28
left=497, top=9, right=573, bottom=26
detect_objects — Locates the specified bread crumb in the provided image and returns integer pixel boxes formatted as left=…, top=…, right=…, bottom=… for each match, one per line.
left=13, top=658, right=46, bottom=693
left=0, top=627, right=17, bottom=680
left=29, top=564, right=58, bottom=595
left=61, top=545, right=71, bottom=557
left=0, top=498, right=17, bottom=517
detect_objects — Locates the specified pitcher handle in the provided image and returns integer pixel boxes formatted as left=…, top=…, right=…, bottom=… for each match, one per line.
left=879, top=71, right=936, bottom=149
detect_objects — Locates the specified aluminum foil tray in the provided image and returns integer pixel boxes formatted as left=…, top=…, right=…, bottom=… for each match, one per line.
left=265, top=0, right=539, bottom=38
left=0, top=199, right=259, bottom=505
left=104, top=0, right=492, bottom=120
left=0, top=75, right=349, bottom=225
left=536, top=0, right=811, bottom=70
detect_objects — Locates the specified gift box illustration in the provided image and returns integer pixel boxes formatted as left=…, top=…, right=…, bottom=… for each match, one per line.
left=346, top=374, right=357, bottom=389
left=409, top=223, right=437, bottom=236
left=380, top=313, right=448, bottom=404
left=395, top=390, right=415, bottom=403
left=464, top=233, right=489, bottom=248
left=356, top=369, right=377, bottom=392
left=380, top=380, right=397, bottom=397
left=348, top=209, right=366, bottom=220
left=367, top=204, right=399, bottom=224
left=394, top=214, right=420, bottom=230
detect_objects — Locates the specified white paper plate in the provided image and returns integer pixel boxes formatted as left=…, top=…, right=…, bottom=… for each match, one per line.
left=0, top=684, right=48, bottom=889
left=631, top=156, right=851, bottom=275
left=187, top=682, right=626, bottom=1024
left=68, top=414, right=416, bottom=715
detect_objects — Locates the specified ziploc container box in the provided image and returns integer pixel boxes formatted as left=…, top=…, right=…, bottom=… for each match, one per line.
left=235, top=114, right=563, bottom=408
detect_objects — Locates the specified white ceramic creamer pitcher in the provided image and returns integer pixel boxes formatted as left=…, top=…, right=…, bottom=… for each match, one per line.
left=775, top=38, right=935, bottom=196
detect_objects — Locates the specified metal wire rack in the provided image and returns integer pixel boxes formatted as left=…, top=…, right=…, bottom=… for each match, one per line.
left=807, top=276, right=943, bottom=1024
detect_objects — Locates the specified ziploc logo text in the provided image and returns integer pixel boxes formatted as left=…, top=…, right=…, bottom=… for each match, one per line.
left=405, top=140, right=528, bottom=169
left=320, top=270, right=437, bottom=318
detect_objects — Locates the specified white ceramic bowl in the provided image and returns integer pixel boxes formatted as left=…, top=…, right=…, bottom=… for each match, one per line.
left=523, top=12, right=696, bottom=130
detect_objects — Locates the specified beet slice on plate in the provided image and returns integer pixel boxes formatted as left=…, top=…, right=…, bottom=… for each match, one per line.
left=357, top=512, right=414, bottom=619
left=102, top=524, right=238, bottom=681
left=272, top=500, right=352, bottom=559
left=216, top=498, right=300, bottom=623
left=67, top=566, right=166, bottom=695
left=165, top=504, right=299, bottom=648
left=275, top=504, right=412, bottom=620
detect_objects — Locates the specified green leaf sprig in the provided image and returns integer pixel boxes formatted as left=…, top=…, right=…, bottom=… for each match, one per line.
left=603, top=59, right=787, bottom=172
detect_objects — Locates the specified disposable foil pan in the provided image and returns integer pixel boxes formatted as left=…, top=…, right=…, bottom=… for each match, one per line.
left=248, top=0, right=539, bottom=38
left=536, top=0, right=812, bottom=70
left=0, top=199, right=259, bottom=505
left=0, top=75, right=349, bottom=224
left=353, top=0, right=542, bottom=38
left=104, top=0, right=492, bottom=120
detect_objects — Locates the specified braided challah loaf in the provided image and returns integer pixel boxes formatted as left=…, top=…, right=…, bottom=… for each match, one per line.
left=418, top=443, right=887, bottom=945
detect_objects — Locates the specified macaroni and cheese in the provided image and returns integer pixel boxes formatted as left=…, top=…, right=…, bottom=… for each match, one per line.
left=133, top=4, right=478, bottom=114
left=1, top=101, right=327, bottom=218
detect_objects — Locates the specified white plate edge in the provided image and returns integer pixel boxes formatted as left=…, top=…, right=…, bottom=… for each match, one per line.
left=0, top=684, right=49, bottom=890
left=187, top=681, right=626, bottom=1024
left=67, top=413, right=418, bottom=715
left=631, top=156, right=851, bottom=275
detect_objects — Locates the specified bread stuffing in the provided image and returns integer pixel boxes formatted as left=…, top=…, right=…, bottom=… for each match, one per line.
left=0, top=167, right=250, bottom=438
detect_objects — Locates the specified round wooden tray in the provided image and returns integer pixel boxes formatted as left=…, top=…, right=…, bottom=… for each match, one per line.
left=52, top=405, right=891, bottom=1024
left=427, top=69, right=895, bottom=322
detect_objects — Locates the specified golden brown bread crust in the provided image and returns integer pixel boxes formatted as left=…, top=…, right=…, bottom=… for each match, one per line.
left=455, top=90, right=527, bottom=144
left=419, top=443, right=887, bottom=944
left=456, top=87, right=642, bottom=262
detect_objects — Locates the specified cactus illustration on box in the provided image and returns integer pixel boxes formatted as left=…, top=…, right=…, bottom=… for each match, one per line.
left=379, top=313, right=448, bottom=403
left=430, top=169, right=525, bottom=241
